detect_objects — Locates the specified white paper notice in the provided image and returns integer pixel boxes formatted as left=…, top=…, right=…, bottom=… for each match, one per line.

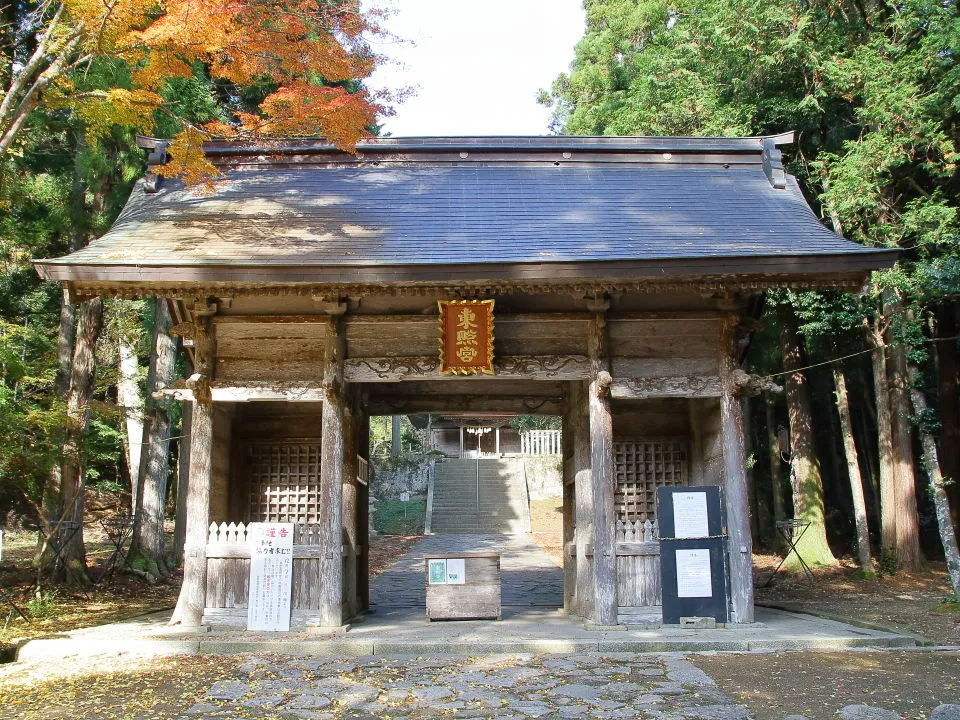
left=675, top=548, right=713, bottom=598
left=247, top=522, right=294, bottom=631
left=445, top=558, right=466, bottom=584
left=672, top=491, right=709, bottom=539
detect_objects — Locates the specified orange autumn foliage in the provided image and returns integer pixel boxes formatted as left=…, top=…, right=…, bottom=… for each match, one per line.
left=0, top=1, right=386, bottom=180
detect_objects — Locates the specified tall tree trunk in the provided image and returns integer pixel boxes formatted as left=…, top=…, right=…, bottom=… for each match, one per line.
left=764, top=393, right=787, bottom=534
left=934, top=305, right=960, bottom=526
left=743, top=396, right=762, bottom=544
left=780, top=310, right=837, bottom=567
left=833, top=366, right=872, bottom=572
left=58, top=298, right=103, bottom=585
left=129, top=299, right=177, bottom=574
left=906, top=362, right=960, bottom=598
left=118, top=329, right=144, bottom=514
left=866, top=318, right=898, bottom=560
left=41, top=289, right=75, bottom=531
left=886, top=300, right=923, bottom=571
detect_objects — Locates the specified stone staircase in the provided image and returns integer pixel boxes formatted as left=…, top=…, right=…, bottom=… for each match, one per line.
left=428, top=459, right=530, bottom=534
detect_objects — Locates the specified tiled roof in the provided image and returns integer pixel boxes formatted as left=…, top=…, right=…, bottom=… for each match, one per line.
left=34, top=135, right=897, bottom=284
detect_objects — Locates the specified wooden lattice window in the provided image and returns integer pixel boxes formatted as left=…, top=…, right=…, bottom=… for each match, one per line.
left=247, top=441, right=322, bottom=523
left=614, top=440, right=687, bottom=522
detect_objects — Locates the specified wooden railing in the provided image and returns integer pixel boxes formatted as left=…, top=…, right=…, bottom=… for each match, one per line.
left=616, top=519, right=661, bottom=608
left=204, top=522, right=328, bottom=610
left=616, top=519, right=658, bottom=543
left=520, top=429, right=562, bottom=456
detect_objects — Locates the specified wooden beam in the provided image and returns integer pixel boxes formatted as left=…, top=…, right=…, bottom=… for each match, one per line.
left=720, top=317, right=755, bottom=623
left=344, top=355, right=591, bottom=382
left=610, top=376, right=722, bottom=399
left=318, top=316, right=346, bottom=628
left=367, top=395, right=563, bottom=415
left=588, top=308, right=617, bottom=626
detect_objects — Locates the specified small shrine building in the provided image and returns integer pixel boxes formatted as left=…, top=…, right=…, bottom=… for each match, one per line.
left=35, top=134, right=897, bottom=629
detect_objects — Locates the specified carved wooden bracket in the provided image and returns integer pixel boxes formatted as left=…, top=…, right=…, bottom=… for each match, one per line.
left=731, top=369, right=782, bottom=397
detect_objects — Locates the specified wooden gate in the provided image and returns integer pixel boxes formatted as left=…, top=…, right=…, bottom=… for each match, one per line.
left=612, top=439, right=687, bottom=608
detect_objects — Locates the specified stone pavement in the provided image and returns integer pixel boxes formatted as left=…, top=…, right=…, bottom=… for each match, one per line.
left=184, top=651, right=752, bottom=720
left=370, top=534, right=564, bottom=610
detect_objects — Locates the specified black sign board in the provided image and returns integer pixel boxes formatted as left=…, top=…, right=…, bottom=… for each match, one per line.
left=657, top=486, right=729, bottom=624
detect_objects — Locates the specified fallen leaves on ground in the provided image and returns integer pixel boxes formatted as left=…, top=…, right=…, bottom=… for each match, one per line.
left=692, top=650, right=960, bottom=720
left=0, top=654, right=241, bottom=720
left=754, top=554, right=960, bottom=645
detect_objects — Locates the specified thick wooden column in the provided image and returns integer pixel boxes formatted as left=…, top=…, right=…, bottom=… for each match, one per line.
left=721, top=317, right=755, bottom=623
left=571, top=380, right=593, bottom=617
left=588, top=307, right=617, bottom=626
left=318, top=315, right=346, bottom=628
left=178, top=398, right=213, bottom=626
left=170, top=303, right=216, bottom=627
left=561, top=384, right=577, bottom=612
left=341, top=389, right=359, bottom=621
left=357, top=401, right=371, bottom=611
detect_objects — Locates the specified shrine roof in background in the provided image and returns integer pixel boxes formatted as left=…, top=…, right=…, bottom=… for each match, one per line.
left=34, top=134, right=898, bottom=287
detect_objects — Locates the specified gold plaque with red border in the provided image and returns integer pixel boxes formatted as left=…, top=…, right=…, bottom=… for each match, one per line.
left=438, top=300, right=495, bottom=375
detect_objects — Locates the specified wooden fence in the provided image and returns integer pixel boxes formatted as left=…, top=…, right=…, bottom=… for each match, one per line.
left=204, top=522, right=325, bottom=610
left=615, top=519, right=661, bottom=607
left=520, top=429, right=562, bottom=456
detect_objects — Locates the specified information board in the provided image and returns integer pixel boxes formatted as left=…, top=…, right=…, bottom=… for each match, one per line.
left=427, top=558, right=468, bottom=585
left=247, top=522, right=294, bottom=631
left=657, top=486, right=729, bottom=624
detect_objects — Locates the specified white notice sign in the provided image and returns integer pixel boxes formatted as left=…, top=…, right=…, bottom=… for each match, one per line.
left=672, top=491, right=710, bottom=539
left=446, top=558, right=466, bottom=584
left=676, top=548, right=713, bottom=598
left=247, top=522, right=294, bottom=631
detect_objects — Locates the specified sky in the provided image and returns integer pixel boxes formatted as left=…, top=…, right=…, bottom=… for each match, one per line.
left=364, top=1, right=586, bottom=137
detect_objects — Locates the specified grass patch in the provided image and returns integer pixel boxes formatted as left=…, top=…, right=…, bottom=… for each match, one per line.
left=933, top=600, right=960, bottom=614
left=373, top=499, right=425, bottom=535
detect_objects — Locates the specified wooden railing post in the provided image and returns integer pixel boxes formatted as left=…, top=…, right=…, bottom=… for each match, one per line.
left=721, top=316, right=755, bottom=623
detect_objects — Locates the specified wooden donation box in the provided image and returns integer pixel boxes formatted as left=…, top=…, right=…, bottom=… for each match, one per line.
left=424, top=553, right=501, bottom=621
left=657, top=486, right=729, bottom=625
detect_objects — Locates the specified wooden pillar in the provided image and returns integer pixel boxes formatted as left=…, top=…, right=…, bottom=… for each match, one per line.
left=721, top=317, right=755, bottom=623
left=318, top=315, right=346, bottom=628
left=177, top=396, right=213, bottom=626
left=357, top=401, right=371, bottom=611
left=173, top=399, right=193, bottom=565
left=571, top=380, right=593, bottom=617
left=171, top=303, right=217, bottom=627
left=588, top=308, right=617, bottom=626
left=561, top=384, right=577, bottom=612
left=342, top=389, right=359, bottom=621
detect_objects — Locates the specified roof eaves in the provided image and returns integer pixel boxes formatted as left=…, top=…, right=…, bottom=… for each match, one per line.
left=33, top=248, right=900, bottom=284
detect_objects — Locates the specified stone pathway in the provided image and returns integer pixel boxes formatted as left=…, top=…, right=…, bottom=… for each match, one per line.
left=185, top=651, right=752, bottom=720
left=370, top=534, right=564, bottom=610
